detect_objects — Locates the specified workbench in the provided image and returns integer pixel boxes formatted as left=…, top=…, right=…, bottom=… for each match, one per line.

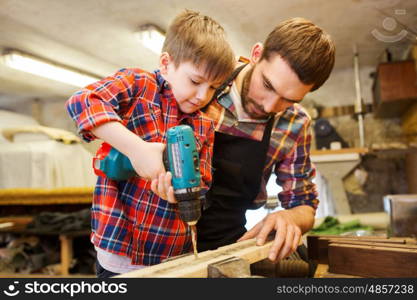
left=0, top=216, right=91, bottom=276
left=307, top=234, right=417, bottom=278
left=0, top=187, right=94, bottom=277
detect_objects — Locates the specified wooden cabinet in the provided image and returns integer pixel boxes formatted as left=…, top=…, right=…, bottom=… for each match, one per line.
left=373, top=60, right=417, bottom=118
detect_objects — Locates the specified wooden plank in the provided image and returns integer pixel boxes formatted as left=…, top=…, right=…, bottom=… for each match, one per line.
left=307, top=235, right=415, bottom=263
left=314, top=264, right=361, bottom=278
left=0, top=187, right=93, bottom=205
left=329, top=240, right=417, bottom=250
left=311, top=148, right=368, bottom=155
left=319, top=104, right=373, bottom=118
left=115, top=239, right=272, bottom=278
left=0, top=216, right=33, bottom=231
left=59, top=234, right=73, bottom=276
left=207, top=257, right=251, bottom=278
left=313, top=264, right=329, bottom=278
left=328, top=243, right=417, bottom=277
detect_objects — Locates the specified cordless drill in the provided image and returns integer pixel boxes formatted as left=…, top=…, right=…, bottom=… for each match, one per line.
left=93, top=125, right=202, bottom=225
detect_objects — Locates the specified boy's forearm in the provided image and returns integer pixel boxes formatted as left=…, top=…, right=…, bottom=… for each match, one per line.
left=91, top=121, right=146, bottom=157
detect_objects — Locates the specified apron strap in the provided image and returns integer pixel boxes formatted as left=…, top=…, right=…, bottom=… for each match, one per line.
left=208, top=63, right=248, bottom=106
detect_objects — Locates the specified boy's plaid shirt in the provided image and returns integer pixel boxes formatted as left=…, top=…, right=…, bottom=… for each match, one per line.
left=66, top=68, right=214, bottom=265
left=203, top=91, right=319, bottom=210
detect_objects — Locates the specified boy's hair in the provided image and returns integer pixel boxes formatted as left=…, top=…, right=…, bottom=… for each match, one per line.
left=162, top=10, right=235, bottom=82
left=261, top=18, right=335, bottom=91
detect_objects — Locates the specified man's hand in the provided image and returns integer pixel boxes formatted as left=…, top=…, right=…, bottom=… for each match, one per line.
left=237, top=205, right=315, bottom=261
left=150, top=172, right=177, bottom=204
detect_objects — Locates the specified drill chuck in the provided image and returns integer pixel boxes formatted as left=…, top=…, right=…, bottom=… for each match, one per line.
left=174, top=187, right=201, bottom=224
left=177, top=200, right=201, bottom=225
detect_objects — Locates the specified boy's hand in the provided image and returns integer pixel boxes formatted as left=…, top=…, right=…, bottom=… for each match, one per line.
left=128, top=142, right=166, bottom=180
left=150, top=172, right=178, bottom=204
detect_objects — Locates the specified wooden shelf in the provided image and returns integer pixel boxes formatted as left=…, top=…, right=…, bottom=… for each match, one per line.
left=0, top=187, right=93, bottom=205
left=311, top=148, right=368, bottom=155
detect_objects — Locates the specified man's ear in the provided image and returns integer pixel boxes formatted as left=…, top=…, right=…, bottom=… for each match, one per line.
left=159, top=52, right=172, bottom=75
left=250, top=43, right=263, bottom=65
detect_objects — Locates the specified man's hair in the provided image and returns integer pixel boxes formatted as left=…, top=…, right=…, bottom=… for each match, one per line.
left=162, top=10, right=235, bottom=82
left=261, top=18, right=335, bottom=91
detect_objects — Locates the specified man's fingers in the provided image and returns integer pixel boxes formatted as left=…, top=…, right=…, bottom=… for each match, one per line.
left=292, top=227, right=302, bottom=254
left=268, top=219, right=287, bottom=261
left=277, top=225, right=295, bottom=261
left=237, top=221, right=263, bottom=242
left=255, top=215, right=276, bottom=246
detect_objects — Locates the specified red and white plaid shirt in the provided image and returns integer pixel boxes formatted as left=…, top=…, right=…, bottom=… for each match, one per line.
left=66, top=68, right=214, bottom=265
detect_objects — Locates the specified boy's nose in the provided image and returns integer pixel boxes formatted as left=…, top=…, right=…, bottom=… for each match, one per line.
left=196, top=86, right=210, bottom=102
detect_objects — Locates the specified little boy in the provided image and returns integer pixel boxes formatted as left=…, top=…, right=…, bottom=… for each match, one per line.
left=66, top=10, right=235, bottom=277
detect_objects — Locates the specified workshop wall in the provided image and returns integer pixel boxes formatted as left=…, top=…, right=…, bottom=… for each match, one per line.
left=309, top=66, right=405, bottom=148
left=0, top=95, right=101, bottom=154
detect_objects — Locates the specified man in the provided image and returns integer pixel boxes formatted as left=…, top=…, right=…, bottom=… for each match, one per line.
left=196, top=17, right=335, bottom=262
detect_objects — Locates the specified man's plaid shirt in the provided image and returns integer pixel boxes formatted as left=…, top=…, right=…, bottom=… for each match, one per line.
left=204, top=88, right=319, bottom=210
left=66, top=68, right=214, bottom=265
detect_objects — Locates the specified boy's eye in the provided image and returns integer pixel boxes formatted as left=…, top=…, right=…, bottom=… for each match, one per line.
left=263, top=80, right=273, bottom=91
left=190, top=79, right=200, bottom=85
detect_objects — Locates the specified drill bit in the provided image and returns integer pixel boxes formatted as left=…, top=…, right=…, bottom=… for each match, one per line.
left=189, top=224, right=198, bottom=259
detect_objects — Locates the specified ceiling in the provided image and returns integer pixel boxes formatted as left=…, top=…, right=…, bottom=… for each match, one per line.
left=0, top=0, right=416, bottom=100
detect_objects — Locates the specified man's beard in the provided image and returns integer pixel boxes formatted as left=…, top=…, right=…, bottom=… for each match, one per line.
left=241, top=66, right=273, bottom=120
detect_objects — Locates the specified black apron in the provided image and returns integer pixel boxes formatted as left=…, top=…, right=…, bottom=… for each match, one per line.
left=197, top=66, right=274, bottom=251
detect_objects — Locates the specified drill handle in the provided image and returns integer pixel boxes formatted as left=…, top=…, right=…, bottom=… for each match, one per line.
left=162, top=149, right=170, bottom=173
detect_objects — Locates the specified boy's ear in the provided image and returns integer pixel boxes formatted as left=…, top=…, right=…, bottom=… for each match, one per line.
left=250, top=43, right=263, bottom=65
left=159, top=52, right=172, bottom=75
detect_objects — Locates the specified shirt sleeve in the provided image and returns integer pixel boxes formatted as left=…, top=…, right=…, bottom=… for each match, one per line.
left=275, top=120, right=319, bottom=209
left=65, top=68, right=147, bottom=142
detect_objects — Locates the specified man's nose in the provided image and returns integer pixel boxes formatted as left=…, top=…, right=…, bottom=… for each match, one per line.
left=263, top=97, right=279, bottom=113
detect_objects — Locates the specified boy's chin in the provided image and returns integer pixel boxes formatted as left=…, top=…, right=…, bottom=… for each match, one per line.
left=178, top=103, right=200, bottom=114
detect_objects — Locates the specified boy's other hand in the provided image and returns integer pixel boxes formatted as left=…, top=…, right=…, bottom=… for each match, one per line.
left=129, top=142, right=166, bottom=180
left=151, top=172, right=177, bottom=203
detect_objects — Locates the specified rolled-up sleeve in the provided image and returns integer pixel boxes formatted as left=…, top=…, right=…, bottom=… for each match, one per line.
left=65, top=69, right=145, bottom=142
left=275, top=120, right=319, bottom=209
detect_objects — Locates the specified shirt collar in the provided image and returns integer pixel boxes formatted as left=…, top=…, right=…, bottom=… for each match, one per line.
left=154, top=69, right=171, bottom=93
left=219, top=81, right=270, bottom=124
